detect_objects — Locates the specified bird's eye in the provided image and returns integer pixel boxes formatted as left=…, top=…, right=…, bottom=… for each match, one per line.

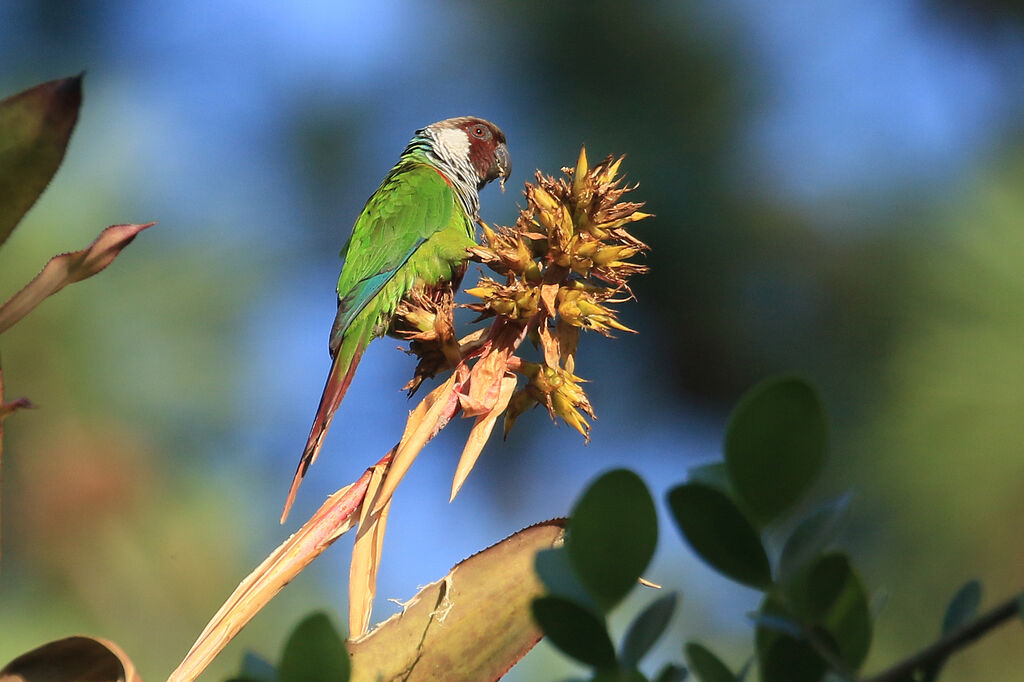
left=471, top=125, right=487, bottom=139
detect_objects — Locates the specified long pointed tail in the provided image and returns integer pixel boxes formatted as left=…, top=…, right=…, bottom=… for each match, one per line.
left=281, top=339, right=365, bottom=523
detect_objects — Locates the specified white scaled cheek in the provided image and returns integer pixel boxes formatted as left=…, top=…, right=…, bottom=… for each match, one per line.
left=432, top=127, right=471, bottom=164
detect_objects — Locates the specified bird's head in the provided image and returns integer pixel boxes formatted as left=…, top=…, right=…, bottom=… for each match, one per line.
left=422, top=117, right=511, bottom=191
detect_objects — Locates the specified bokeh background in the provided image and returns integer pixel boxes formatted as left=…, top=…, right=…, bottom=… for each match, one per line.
left=2, top=1, right=1023, bottom=679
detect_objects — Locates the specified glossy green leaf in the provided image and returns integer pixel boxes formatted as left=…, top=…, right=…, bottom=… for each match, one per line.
left=758, top=636, right=827, bottom=682
left=654, top=663, right=689, bottom=682
left=942, top=579, right=982, bottom=635
left=916, top=582, right=984, bottom=682
left=0, top=76, right=81, bottom=247
left=724, top=377, right=827, bottom=526
left=277, top=612, right=349, bottom=682
left=667, top=483, right=771, bottom=589
left=621, top=593, right=678, bottom=667
left=748, top=611, right=802, bottom=639
left=787, top=553, right=872, bottom=670
left=532, top=596, right=617, bottom=670
left=535, top=547, right=600, bottom=613
left=686, top=462, right=732, bottom=495
left=684, top=643, right=735, bottom=682
left=777, top=494, right=851, bottom=581
left=235, top=651, right=275, bottom=682
left=755, top=595, right=827, bottom=682
left=567, top=469, right=658, bottom=611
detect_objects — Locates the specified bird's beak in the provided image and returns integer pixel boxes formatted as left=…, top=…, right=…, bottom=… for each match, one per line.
left=494, top=142, right=511, bottom=192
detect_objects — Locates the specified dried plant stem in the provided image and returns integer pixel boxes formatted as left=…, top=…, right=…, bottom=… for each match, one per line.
left=171, top=150, right=652, bottom=675
left=167, top=451, right=391, bottom=682
left=0, top=363, right=32, bottom=572
left=862, top=594, right=1022, bottom=682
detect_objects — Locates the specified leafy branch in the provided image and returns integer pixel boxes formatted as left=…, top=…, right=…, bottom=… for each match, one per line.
left=531, top=376, right=1024, bottom=682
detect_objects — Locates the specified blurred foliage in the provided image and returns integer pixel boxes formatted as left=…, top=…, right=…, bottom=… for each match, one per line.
left=0, top=72, right=310, bottom=680
left=852, top=149, right=1024, bottom=680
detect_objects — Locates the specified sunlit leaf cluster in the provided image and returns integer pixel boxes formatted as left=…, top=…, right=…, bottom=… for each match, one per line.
left=532, top=376, right=1019, bottom=682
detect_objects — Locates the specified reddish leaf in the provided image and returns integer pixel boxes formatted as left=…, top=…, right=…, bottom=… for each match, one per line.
left=348, top=520, right=565, bottom=682
left=349, top=461, right=393, bottom=637
left=169, top=456, right=387, bottom=682
left=0, top=223, right=155, bottom=334
left=0, top=76, right=82, bottom=247
left=0, top=636, right=141, bottom=682
left=537, top=321, right=561, bottom=369
left=373, top=373, right=461, bottom=513
left=460, top=339, right=511, bottom=416
left=451, top=373, right=518, bottom=502
left=0, top=396, right=33, bottom=422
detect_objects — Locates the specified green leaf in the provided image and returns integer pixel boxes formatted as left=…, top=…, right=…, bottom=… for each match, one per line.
left=787, top=553, right=872, bottom=670
left=536, top=547, right=600, bottom=613
left=755, top=595, right=827, bottom=682
left=654, top=663, right=689, bottom=682
left=621, top=593, right=678, bottom=667
left=532, top=596, right=617, bottom=670
left=758, top=637, right=827, bottom=682
left=567, top=469, right=658, bottom=611
left=686, top=462, right=732, bottom=495
left=777, top=494, right=851, bottom=581
left=917, top=583, right=985, bottom=682
left=724, top=376, right=827, bottom=526
left=0, top=76, right=82, bottom=248
left=277, top=612, right=349, bottom=682
left=942, top=579, right=982, bottom=635
left=748, top=611, right=803, bottom=639
left=237, top=651, right=276, bottom=682
left=667, top=483, right=772, bottom=589
left=684, top=643, right=735, bottom=682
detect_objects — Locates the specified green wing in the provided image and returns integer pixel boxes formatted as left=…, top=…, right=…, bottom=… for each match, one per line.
left=330, top=161, right=464, bottom=350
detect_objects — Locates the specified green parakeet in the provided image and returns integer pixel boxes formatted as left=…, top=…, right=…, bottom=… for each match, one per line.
left=282, top=116, right=511, bottom=521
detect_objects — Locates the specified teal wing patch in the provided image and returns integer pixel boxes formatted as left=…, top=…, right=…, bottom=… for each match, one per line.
left=329, top=162, right=456, bottom=352
left=330, top=237, right=424, bottom=349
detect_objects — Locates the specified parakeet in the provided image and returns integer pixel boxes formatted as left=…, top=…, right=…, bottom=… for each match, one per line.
left=281, top=116, right=511, bottom=522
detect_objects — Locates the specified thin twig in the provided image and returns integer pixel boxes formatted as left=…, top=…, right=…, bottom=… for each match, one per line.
left=863, top=594, right=1021, bottom=682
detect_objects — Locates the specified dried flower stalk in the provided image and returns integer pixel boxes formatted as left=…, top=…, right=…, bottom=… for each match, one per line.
left=362, top=147, right=651, bottom=633
left=171, top=149, right=650, bottom=679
